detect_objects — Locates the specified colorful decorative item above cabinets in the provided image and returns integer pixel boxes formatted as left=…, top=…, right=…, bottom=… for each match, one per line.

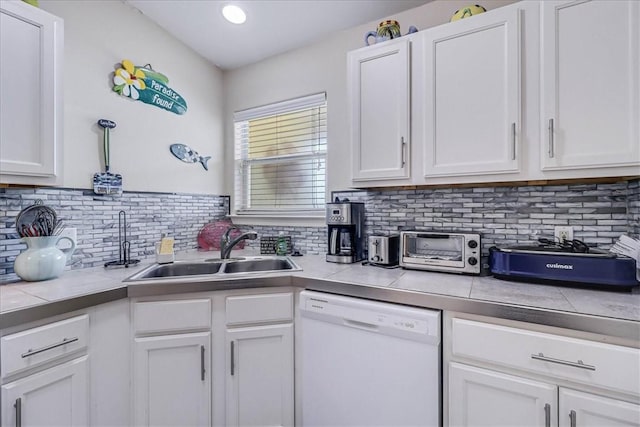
left=450, top=4, right=487, bottom=22
left=112, top=59, right=187, bottom=115
left=365, top=20, right=418, bottom=46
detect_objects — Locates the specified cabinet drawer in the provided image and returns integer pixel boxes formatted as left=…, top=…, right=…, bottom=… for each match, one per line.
left=134, top=299, right=211, bottom=334
left=1, top=315, right=88, bottom=378
left=226, top=293, right=293, bottom=326
left=452, top=319, right=640, bottom=396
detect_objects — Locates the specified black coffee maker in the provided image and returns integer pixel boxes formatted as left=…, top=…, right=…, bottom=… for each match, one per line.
left=326, top=201, right=365, bottom=263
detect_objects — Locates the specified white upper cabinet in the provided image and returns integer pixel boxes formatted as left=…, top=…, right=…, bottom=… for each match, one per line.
left=0, top=1, right=63, bottom=185
left=540, top=0, right=640, bottom=172
left=349, top=38, right=411, bottom=183
left=423, top=4, right=521, bottom=178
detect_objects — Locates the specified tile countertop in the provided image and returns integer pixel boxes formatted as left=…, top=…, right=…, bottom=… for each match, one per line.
left=1, top=250, right=639, bottom=338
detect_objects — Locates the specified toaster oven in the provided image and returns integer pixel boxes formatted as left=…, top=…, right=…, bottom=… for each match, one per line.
left=400, top=231, right=481, bottom=274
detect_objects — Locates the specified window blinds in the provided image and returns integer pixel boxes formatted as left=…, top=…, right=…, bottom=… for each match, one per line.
left=234, top=93, right=327, bottom=214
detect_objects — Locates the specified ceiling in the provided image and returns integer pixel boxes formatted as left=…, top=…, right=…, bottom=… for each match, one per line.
left=125, top=0, right=432, bottom=70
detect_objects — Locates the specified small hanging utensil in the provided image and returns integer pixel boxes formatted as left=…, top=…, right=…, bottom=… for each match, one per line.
left=93, top=119, right=123, bottom=195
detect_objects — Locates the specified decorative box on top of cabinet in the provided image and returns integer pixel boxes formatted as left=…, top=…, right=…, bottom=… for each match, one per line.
left=540, top=0, right=640, bottom=175
left=349, top=37, right=411, bottom=184
left=0, top=0, right=63, bottom=186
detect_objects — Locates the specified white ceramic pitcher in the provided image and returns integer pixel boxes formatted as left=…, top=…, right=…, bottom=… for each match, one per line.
left=14, top=236, right=76, bottom=282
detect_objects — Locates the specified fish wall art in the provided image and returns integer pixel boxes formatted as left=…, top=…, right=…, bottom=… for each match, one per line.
left=112, top=60, right=187, bottom=115
left=170, top=143, right=211, bottom=170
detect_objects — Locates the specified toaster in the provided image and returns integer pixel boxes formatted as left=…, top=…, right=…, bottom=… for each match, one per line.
left=368, top=235, right=400, bottom=266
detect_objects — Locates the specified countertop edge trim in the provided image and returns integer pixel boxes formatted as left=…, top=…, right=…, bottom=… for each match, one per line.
left=0, top=287, right=128, bottom=330
left=2, top=275, right=638, bottom=342
left=293, top=277, right=640, bottom=342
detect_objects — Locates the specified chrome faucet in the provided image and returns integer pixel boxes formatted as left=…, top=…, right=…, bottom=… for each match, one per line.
left=220, top=226, right=258, bottom=259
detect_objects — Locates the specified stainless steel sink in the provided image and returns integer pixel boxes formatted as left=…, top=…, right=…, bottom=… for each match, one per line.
left=124, top=256, right=300, bottom=282
left=223, top=258, right=295, bottom=274
left=130, top=261, right=223, bottom=279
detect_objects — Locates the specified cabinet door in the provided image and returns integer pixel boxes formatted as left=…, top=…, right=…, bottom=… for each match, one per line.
left=133, top=332, right=211, bottom=427
left=559, top=388, right=640, bottom=427
left=423, top=5, right=520, bottom=177
left=1, top=356, right=89, bottom=427
left=226, top=323, right=294, bottom=427
left=541, top=0, right=640, bottom=170
left=349, top=39, right=410, bottom=182
left=0, top=1, right=63, bottom=185
left=449, top=362, right=557, bottom=427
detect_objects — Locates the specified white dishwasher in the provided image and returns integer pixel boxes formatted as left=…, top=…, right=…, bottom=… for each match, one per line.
left=300, top=290, right=441, bottom=427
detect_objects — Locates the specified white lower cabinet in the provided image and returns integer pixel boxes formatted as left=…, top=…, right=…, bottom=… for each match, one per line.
left=449, top=362, right=640, bottom=427
left=559, top=388, right=640, bottom=427
left=1, top=356, right=89, bottom=426
left=449, top=362, right=557, bottom=427
left=0, top=312, right=92, bottom=427
left=225, top=324, right=294, bottom=427
left=133, top=332, right=211, bottom=427
left=223, top=291, right=295, bottom=427
left=445, top=314, right=640, bottom=427
left=131, top=290, right=295, bottom=427
left=131, top=297, right=212, bottom=427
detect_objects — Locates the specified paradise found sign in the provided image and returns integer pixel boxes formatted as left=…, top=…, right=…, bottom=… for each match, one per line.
left=112, top=59, right=187, bottom=115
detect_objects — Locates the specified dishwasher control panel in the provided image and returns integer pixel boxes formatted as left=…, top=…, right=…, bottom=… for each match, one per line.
left=300, top=290, right=441, bottom=344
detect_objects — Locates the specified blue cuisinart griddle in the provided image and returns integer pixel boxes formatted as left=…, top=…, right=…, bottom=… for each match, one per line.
left=489, top=239, right=639, bottom=289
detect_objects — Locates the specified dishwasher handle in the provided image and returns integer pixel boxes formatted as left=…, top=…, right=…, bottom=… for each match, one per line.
left=343, top=318, right=379, bottom=332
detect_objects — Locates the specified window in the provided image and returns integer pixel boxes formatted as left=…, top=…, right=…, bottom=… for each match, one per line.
left=234, top=93, right=327, bottom=216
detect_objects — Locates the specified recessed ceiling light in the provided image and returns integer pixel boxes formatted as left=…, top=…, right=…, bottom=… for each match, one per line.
left=222, top=4, right=246, bottom=24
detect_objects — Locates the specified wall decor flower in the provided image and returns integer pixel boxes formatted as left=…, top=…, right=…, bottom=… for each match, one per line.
left=112, top=59, right=188, bottom=115
left=113, top=59, right=146, bottom=100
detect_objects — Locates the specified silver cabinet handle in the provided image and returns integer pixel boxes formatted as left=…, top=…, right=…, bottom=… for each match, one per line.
left=570, top=409, right=577, bottom=427
left=14, top=398, right=21, bottom=427
left=531, top=353, right=595, bottom=371
left=544, top=403, right=551, bottom=427
left=548, top=118, right=555, bottom=158
left=230, top=341, right=235, bottom=376
left=21, top=337, right=79, bottom=358
left=511, top=122, right=517, bottom=160
left=401, top=137, right=406, bottom=166
left=200, top=345, right=205, bottom=381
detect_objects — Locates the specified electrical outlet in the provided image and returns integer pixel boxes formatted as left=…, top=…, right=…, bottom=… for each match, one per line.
left=57, top=227, right=77, bottom=250
left=554, top=226, right=573, bottom=243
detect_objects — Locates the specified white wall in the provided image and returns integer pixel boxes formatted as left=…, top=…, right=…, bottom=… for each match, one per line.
left=223, top=0, right=516, bottom=197
left=40, top=0, right=225, bottom=194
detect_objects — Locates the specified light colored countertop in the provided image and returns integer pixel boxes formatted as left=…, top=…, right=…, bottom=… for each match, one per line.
left=2, top=251, right=639, bottom=339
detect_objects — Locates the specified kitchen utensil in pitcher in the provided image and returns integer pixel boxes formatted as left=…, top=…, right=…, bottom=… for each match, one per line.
left=93, top=119, right=123, bottom=195
left=16, top=199, right=58, bottom=237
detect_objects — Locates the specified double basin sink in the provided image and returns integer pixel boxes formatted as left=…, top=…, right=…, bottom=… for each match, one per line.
left=124, top=256, right=301, bottom=282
